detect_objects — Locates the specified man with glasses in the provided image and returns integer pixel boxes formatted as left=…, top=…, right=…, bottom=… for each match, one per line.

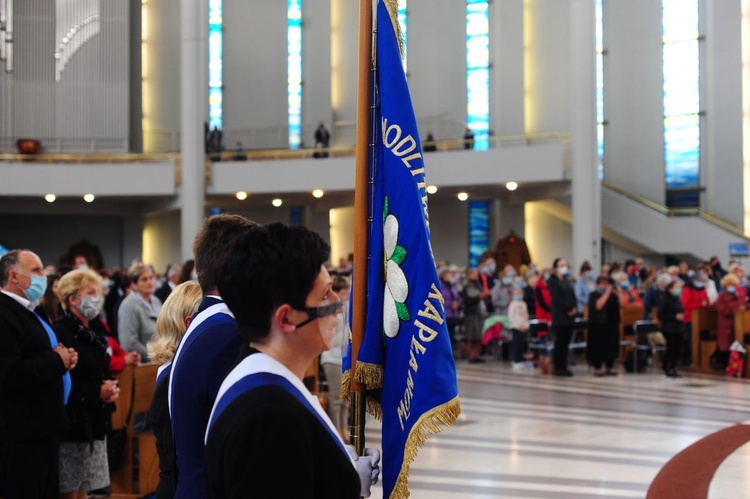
left=205, top=223, right=380, bottom=498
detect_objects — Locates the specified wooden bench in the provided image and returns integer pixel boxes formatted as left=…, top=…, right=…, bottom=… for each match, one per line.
left=110, top=363, right=159, bottom=496
left=619, top=304, right=644, bottom=362
left=734, top=310, right=750, bottom=377
left=691, top=307, right=718, bottom=373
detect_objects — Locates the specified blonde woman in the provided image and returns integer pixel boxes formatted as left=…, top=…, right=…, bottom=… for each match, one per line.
left=53, top=269, right=119, bottom=499
left=147, top=281, right=202, bottom=499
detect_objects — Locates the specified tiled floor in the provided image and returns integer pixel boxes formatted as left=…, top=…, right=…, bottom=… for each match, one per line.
left=362, top=354, right=750, bottom=498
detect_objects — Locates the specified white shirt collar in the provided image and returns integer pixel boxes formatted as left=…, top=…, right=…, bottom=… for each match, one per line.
left=1, top=289, right=34, bottom=311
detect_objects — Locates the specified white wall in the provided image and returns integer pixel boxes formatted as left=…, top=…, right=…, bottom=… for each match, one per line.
left=143, top=0, right=181, bottom=152
left=303, top=0, right=332, bottom=148
left=142, top=211, right=181, bottom=274
left=525, top=0, right=571, bottom=134
left=604, top=0, right=665, bottom=204
left=703, top=0, right=743, bottom=226
left=524, top=200, right=572, bottom=270
left=408, top=0, right=467, bottom=140
left=491, top=0, right=525, bottom=137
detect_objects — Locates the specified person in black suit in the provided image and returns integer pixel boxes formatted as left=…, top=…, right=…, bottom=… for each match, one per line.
left=547, top=257, right=578, bottom=377
left=0, top=249, right=78, bottom=499
left=155, top=263, right=181, bottom=305
left=205, top=223, right=380, bottom=498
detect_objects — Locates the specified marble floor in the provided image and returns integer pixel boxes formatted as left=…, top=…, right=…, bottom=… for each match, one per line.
left=362, top=354, right=750, bottom=499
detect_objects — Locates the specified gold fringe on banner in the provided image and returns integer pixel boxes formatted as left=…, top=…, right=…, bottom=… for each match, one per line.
left=354, top=360, right=384, bottom=390
left=383, top=0, right=405, bottom=61
left=390, top=397, right=462, bottom=499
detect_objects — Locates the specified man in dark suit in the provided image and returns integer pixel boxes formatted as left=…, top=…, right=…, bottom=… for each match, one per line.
left=168, top=214, right=257, bottom=498
left=155, top=263, right=181, bottom=304
left=0, top=249, right=77, bottom=499
left=547, top=257, right=578, bottom=377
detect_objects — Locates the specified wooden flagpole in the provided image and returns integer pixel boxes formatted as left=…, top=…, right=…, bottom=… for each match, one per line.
left=349, top=0, right=374, bottom=456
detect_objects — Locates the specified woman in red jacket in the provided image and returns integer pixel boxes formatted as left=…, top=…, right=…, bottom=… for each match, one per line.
left=714, top=274, right=746, bottom=370
left=681, top=274, right=709, bottom=366
left=534, top=269, right=552, bottom=324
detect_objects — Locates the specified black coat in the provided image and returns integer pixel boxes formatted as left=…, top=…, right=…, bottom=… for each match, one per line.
left=547, top=275, right=577, bottom=325
left=0, top=292, right=67, bottom=442
left=658, top=293, right=684, bottom=335
left=149, top=370, right=175, bottom=499
left=53, top=313, right=114, bottom=442
left=205, top=385, right=361, bottom=499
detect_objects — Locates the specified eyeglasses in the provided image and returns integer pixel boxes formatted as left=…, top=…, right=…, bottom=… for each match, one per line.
left=294, top=301, right=345, bottom=328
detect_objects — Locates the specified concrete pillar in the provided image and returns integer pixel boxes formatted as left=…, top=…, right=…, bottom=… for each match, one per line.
left=180, top=0, right=207, bottom=261
left=570, top=0, right=600, bottom=270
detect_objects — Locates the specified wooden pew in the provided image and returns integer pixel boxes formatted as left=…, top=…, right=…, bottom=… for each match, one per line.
left=691, top=307, right=718, bottom=373
left=619, top=304, right=644, bottom=362
left=734, top=310, right=750, bottom=377
left=110, top=363, right=159, bottom=496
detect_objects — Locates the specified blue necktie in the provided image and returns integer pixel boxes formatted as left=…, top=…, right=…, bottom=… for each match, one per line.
left=34, top=312, right=72, bottom=405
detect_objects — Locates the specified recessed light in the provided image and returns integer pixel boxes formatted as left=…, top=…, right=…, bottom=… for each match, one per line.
left=45, top=194, right=56, bottom=203
left=426, top=185, right=438, bottom=194
left=83, top=194, right=95, bottom=203
left=236, top=191, right=248, bottom=201
left=272, top=198, right=283, bottom=207
left=457, top=192, right=469, bottom=201
left=506, top=181, right=518, bottom=191
left=312, top=189, right=324, bottom=198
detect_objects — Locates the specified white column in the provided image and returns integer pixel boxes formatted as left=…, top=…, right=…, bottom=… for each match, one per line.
left=180, top=0, right=206, bottom=261
left=570, top=0, right=600, bottom=270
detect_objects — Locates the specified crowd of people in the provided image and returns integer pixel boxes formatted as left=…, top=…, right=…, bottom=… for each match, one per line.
left=438, top=254, right=749, bottom=378
left=0, top=215, right=379, bottom=499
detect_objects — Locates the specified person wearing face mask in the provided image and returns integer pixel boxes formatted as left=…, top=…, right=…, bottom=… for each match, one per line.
left=713, top=274, right=746, bottom=371
left=439, top=266, right=462, bottom=353
left=547, top=258, right=578, bottom=376
left=586, top=276, right=620, bottom=376
left=206, top=223, right=380, bottom=498
left=0, top=249, right=78, bottom=499
left=477, top=256, right=497, bottom=315
left=614, top=271, right=643, bottom=309
left=658, top=279, right=686, bottom=378
left=53, top=269, right=120, bottom=498
left=680, top=274, right=709, bottom=367
left=574, top=261, right=596, bottom=314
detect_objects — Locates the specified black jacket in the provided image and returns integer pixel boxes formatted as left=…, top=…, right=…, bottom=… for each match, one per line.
left=0, top=292, right=67, bottom=442
left=658, top=293, right=684, bottom=335
left=53, top=313, right=114, bottom=442
left=547, top=275, right=577, bottom=325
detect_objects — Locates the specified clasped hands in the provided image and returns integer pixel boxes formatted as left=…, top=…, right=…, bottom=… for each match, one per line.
left=346, top=445, right=381, bottom=498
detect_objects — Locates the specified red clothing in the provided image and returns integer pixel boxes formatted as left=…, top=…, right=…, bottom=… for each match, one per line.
left=107, top=336, right=129, bottom=373
left=534, top=279, right=552, bottom=323
left=681, top=286, right=708, bottom=324
left=715, top=291, right=745, bottom=351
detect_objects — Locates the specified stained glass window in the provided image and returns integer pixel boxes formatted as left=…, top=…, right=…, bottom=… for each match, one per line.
left=595, top=0, right=605, bottom=176
left=663, top=0, right=701, bottom=207
left=466, top=0, right=489, bottom=151
left=208, top=0, right=223, bottom=130
left=288, top=0, right=303, bottom=149
left=468, top=200, right=490, bottom=267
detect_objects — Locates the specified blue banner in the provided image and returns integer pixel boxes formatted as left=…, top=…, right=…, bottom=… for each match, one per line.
left=354, top=2, right=461, bottom=497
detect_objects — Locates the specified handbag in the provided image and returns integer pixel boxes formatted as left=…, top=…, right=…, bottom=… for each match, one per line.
left=107, top=368, right=135, bottom=471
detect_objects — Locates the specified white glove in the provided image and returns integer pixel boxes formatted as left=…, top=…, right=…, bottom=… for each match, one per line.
left=346, top=445, right=381, bottom=498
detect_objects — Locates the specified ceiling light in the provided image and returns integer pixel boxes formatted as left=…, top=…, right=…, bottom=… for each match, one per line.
left=312, top=189, right=324, bottom=198
left=426, top=185, right=438, bottom=194
left=272, top=198, right=283, bottom=207
left=457, top=192, right=469, bottom=201
left=45, top=194, right=56, bottom=203
left=83, top=194, right=95, bottom=203
left=506, top=181, right=518, bottom=191
left=236, top=191, right=248, bottom=201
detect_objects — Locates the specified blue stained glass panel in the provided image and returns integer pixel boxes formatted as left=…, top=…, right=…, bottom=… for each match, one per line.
left=208, top=1, right=223, bottom=130
left=468, top=200, right=490, bottom=268
left=288, top=0, right=303, bottom=149
left=466, top=1, right=489, bottom=151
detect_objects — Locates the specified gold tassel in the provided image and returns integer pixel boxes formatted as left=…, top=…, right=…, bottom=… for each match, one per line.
left=389, top=397, right=462, bottom=498
left=340, top=369, right=352, bottom=402
left=354, top=360, right=384, bottom=390
left=383, top=0, right=406, bottom=61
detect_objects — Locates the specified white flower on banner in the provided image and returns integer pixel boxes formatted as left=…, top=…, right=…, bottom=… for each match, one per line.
left=383, top=198, right=409, bottom=338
